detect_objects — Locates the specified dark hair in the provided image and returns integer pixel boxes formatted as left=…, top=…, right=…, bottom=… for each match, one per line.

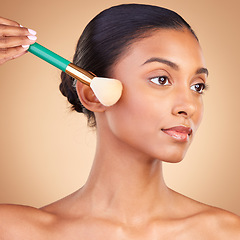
left=59, top=3, right=197, bottom=127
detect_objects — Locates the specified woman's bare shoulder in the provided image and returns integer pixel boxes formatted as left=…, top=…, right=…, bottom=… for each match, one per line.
left=0, top=204, right=56, bottom=239
left=173, top=191, right=240, bottom=238
left=188, top=202, right=240, bottom=239
left=203, top=206, right=240, bottom=238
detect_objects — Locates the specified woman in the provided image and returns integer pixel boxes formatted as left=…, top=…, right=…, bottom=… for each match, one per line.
left=0, top=4, right=239, bottom=239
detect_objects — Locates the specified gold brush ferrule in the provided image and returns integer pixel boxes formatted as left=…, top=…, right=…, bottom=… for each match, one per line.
left=65, top=63, right=96, bottom=86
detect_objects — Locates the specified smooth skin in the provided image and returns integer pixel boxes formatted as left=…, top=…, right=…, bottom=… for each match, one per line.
left=0, top=17, right=240, bottom=239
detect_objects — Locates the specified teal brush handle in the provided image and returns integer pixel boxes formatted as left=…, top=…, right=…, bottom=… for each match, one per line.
left=28, top=42, right=95, bottom=86
left=27, top=42, right=123, bottom=106
left=28, top=42, right=71, bottom=72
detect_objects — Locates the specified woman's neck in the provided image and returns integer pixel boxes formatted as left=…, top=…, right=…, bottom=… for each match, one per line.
left=78, top=127, right=171, bottom=224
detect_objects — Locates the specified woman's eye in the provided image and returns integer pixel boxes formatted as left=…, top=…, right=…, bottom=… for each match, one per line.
left=150, top=76, right=171, bottom=86
left=190, top=83, right=206, bottom=94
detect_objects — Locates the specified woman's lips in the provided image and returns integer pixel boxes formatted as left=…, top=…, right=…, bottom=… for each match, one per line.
left=161, top=126, right=192, bottom=142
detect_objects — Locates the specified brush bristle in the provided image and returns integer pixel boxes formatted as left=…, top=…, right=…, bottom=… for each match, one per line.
left=90, top=77, right=123, bottom=106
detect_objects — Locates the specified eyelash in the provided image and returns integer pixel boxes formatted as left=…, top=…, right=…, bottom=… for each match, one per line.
left=149, top=76, right=208, bottom=94
left=190, top=83, right=208, bottom=94
left=150, top=76, right=171, bottom=86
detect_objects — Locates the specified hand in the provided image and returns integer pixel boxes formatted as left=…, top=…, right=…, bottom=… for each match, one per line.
left=0, top=16, right=37, bottom=65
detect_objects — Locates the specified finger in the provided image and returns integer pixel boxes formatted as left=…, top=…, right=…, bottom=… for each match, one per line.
left=9, top=50, right=27, bottom=59
left=0, top=45, right=28, bottom=65
left=1, top=49, right=27, bottom=63
left=0, top=35, right=37, bottom=48
left=0, top=24, right=36, bottom=37
left=0, top=17, right=20, bottom=27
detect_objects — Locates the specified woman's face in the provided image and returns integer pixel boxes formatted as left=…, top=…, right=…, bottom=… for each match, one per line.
left=102, top=29, right=208, bottom=163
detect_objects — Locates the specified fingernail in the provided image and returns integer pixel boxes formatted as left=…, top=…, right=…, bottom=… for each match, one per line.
left=27, top=35, right=37, bottom=41
left=22, top=45, right=30, bottom=49
left=28, top=28, right=37, bottom=35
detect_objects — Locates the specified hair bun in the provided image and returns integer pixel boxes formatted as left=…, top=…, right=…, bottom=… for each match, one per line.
left=59, top=71, right=83, bottom=113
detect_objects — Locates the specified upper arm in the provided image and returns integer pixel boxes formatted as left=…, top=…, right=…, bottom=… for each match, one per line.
left=0, top=204, right=54, bottom=239
left=0, top=204, right=20, bottom=239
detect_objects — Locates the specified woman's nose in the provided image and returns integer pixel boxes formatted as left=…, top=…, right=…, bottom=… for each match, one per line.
left=172, top=88, right=196, bottom=119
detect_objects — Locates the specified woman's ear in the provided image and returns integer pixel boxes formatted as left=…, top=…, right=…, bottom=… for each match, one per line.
left=75, top=81, right=107, bottom=112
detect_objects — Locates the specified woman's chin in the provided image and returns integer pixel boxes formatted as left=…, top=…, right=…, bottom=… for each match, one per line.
left=154, top=149, right=188, bottom=164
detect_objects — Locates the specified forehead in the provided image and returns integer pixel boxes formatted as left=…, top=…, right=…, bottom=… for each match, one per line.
left=112, top=29, right=206, bottom=74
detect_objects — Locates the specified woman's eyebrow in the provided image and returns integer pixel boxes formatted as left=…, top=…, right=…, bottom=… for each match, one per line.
left=142, top=57, right=209, bottom=76
left=196, top=68, right=209, bottom=76
left=142, top=57, right=179, bottom=70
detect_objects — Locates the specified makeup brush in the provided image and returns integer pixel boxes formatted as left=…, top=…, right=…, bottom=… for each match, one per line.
left=28, top=42, right=123, bottom=106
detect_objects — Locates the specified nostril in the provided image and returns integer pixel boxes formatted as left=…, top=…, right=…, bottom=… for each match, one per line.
left=178, top=111, right=187, bottom=115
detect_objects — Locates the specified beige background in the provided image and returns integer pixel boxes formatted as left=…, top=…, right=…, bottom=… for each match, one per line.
left=1, top=0, right=239, bottom=215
